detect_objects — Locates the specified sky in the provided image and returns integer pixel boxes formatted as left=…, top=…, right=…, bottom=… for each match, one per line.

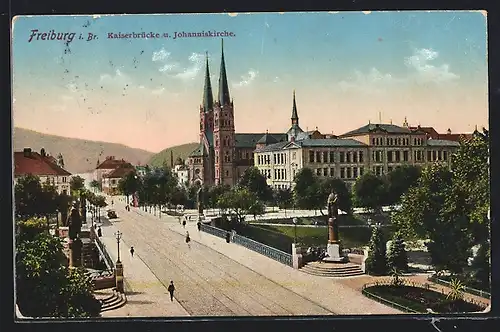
left=12, top=11, right=488, bottom=152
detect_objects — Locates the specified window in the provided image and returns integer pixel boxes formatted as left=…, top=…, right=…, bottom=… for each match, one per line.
left=316, top=151, right=321, bottom=163
left=353, top=167, right=358, bottom=178
left=292, top=152, right=297, bottom=160
left=438, top=150, right=442, bottom=160
left=347, top=167, right=352, bottom=178
left=323, top=168, right=328, bottom=176
left=427, top=151, right=432, bottom=161
left=372, top=138, right=376, bottom=145
left=340, top=152, right=345, bottom=163
left=329, top=151, right=335, bottom=163
left=387, top=151, right=393, bottom=163
left=360, top=167, right=364, bottom=176
left=225, top=170, right=229, bottom=177
left=433, top=150, right=437, bottom=161
left=316, top=168, right=322, bottom=176
left=395, top=151, right=401, bottom=162
left=353, top=152, right=358, bottom=163
left=403, top=151, right=409, bottom=162
left=62, top=177, right=67, bottom=183
left=359, top=151, right=364, bottom=163
left=346, top=152, right=351, bottom=163
left=309, top=151, right=315, bottom=163
left=330, top=168, right=335, bottom=177
left=340, top=167, right=345, bottom=178
left=443, top=150, right=448, bottom=161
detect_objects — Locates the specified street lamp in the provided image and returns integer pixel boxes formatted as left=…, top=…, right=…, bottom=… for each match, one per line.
left=114, top=230, right=122, bottom=263
left=293, top=217, right=298, bottom=244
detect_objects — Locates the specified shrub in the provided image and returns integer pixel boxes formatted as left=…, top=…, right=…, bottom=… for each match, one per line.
left=365, top=226, right=388, bottom=276
left=387, top=232, right=408, bottom=272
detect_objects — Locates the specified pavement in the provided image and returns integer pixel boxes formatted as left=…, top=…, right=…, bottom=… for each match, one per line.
left=99, top=196, right=402, bottom=316
left=97, top=215, right=190, bottom=317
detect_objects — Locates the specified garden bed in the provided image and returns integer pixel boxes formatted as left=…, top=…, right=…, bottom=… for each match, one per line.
left=363, top=284, right=486, bottom=313
left=429, top=275, right=490, bottom=298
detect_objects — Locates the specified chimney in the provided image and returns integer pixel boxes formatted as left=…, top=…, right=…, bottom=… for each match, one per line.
left=23, top=148, right=32, bottom=157
left=447, top=128, right=452, bottom=135
left=290, top=136, right=295, bottom=142
left=40, top=148, right=46, bottom=157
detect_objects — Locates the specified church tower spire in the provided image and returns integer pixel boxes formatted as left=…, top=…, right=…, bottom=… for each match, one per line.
left=291, top=90, right=299, bottom=125
left=218, top=39, right=231, bottom=106
left=202, top=52, right=213, bottom=112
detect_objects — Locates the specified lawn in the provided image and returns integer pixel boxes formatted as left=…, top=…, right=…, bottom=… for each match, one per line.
left=364, top=285, right=486, bottom=313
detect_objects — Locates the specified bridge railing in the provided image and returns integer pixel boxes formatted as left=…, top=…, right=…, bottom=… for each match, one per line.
left=93, top=233, right=115, bottom=270
left=200, top=224, right=293, bottom=267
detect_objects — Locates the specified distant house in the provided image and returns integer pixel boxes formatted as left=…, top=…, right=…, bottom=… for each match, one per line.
left=173, top=164, right=189, bottom=187
left=93, top=156, right=130, bottom=184
left=14, top=147, right=72, bottom=195
left=102, top=163, right=136, bottom=195
left=135, top=165, right=148, bottom=177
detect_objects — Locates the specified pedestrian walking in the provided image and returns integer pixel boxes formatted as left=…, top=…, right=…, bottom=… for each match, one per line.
left=130, top=246, right=135, bottom=257
left=167, top=281, right=175, bottom=301
left=111, top=199, right=114, bottom=206
left=182, top=219, right=186, bottom=228
left=185, top=231, right=191, bottom=248
left=197, top=221, right=201, bottom=231
left=97, top=226, right=102, bottom=237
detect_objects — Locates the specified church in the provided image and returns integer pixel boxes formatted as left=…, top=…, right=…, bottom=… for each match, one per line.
left=187, top=40, right=304, bottom=187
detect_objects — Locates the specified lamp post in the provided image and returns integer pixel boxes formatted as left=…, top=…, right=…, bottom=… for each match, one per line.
left=115, top=230, right=122, bottom=263
left=293, top=217, right=298, bottom=244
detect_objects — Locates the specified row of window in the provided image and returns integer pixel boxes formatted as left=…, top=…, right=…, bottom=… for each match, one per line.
left=314, top=167, right=365, bottom=179
left=257, top=152, right=297, bottom=165
left=371, top=136, right=425, bottom=146
left=309, top=150, right=365, bottom=164
left=373, top=149, right=449, bottom=163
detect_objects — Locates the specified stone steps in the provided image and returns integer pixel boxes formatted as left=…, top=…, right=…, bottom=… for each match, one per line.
left=100, top=289, right=127, bottom=312
left=300, top=262, right=364, bottom=278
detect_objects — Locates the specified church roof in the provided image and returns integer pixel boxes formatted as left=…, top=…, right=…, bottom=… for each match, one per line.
left=235, top=133, right=287, bottom=148
left=218, top=39, right=231, bottom=106
left=188, top=143, right=206, bottom=157
left=256, top=132, right=279, bottom=145
left=202, top=54, right=214, bottom=112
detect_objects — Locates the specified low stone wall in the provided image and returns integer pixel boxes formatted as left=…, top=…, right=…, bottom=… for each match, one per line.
left=93, top=276, right=116, bottom=290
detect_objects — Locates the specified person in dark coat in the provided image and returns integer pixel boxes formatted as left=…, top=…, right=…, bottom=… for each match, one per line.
left=167, top=281, right=175, bottom=301
left=185, top=231, right=191, bottom=248
left=97, top=226, right=102, bottom=237
left=225, top=232, right=231, bottom=243
left=197, top=221, right=201, bottom=231
left=130, top=246, right=135, bottom=257
left=182, top=219, right=186, bottom=228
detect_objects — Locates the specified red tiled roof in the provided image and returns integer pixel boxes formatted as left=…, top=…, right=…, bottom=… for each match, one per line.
left=14, top=150, right=72, bottom=177
left=104, top=164, right=135, bottom=178
left=96, top=158, right=130, bottom=170
left=436, top=133, right=473, bottom=142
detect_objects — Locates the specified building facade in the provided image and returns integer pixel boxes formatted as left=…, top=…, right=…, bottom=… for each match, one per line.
left=102, top=163, right=136, bottom=195
left=14, top=147, right=72, bottom=194
left=93, top=156, right=131, bottom=185
left=255, top=107, right=464, bottom=190
left=187, top=40, right=286, bottom=186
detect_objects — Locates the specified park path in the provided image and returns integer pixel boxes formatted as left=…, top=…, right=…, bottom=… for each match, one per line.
left=105, top=198, right=402, bottom=316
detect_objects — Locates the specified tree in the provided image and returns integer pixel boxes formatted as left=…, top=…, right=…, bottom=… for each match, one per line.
left=15, top=174, right=44, bottom=219
left=16, top=220, right=101, bottom=318
left=207, top=184, right=230, bottom=209
left=470, top=240, right=490, bottom=289
left=387, top=232, right=408, bottom=272
left=319, top=178, right=352, bottom=214
left=217, top=187, right=260, bottom=223
left=89, top=180, right=101, bottom=192
left=385, top=165, right=421, bottom=205
left=238, top=166, right=273, bottom=202
left=293, top=168, right=321, bottom=210
left=274, top=187, right=293, bottom=214
left=118, top=171, right=140, bottom=205
left=353, top=172, right=387, bottom=212
left=365, top=226, right=388, bottom=276
left=70, top=176, right=85, bottom=192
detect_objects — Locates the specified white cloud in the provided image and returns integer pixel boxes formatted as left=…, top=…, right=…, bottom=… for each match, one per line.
left=159, top=63, right=179, bottom=73
left=99, top=68, right=132, bottom=85
left=233, top=69, right=259, bottom=88
left=152, top=48, right=170, bottom=62
left=173, top=53, right=204, bottom=81
left=338, top=47, right=459, bottom=94
left=151, top=87, right=165, bottom=95
left=404, top=48, right=460, bottom=83
left=67, top=82, right=78, bottom=93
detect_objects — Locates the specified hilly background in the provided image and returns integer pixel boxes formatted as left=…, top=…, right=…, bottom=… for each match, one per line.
left=13, top=127, right=198, bottom=174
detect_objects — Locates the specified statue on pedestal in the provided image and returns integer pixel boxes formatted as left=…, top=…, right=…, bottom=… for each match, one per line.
left=68, top=207, right=83, bottom=267
left=197, top=187, right=204, bottom=216
left=327, top=190, right=339, bottom=244
left=68, top=207, right=82, bottom=240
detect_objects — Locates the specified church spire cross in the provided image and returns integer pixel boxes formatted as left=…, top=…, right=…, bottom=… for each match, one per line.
left=218, top=39, right=231, bottom=106
left=202, top=52, right=214, bottom=112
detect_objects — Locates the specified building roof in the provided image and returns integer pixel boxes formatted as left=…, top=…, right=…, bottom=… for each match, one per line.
left=202, top=54, right=214, bottom=112
left=340, top=123, right=412, bottom=137
left=104, top=164, right=135, bottom=178
left=14, top=149, right=72, bottom=177
left=235, top=133, right=287, bottom=148
left=218, top=39, right=231, bottom=106
left=255, top=138, right=366, bottom=153
left=96, top=157, right=130, bottom=170
left=257, top=132, right=279, bottom=145
left=426, top=139, right=460, bottom=147
left=189, top=143, right=206, bottom=157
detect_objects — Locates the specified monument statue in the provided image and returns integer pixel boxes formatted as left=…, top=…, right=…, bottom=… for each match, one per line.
left=68, top=207, right=82, bottom=240
left=197, top=187, right=204, bottom=215
left=327, top=190, right=339, bottom=244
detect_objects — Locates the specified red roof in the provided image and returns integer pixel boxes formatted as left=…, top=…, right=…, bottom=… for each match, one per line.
left=14, top=150, right=72, bottom=177
left=408, top=126, right=471, bottom=142
left=104, top=164, right=135, bottom=179
left=96, top=157, right=131, bottom=170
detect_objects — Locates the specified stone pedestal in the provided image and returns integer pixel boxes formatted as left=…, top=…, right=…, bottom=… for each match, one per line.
left=115, top=261, right=124, bottom=293
left=69, top=239, right=82, bottom=267
left=323, top=243, right=348, bottom=263
left=292, top=243, right=303, bottom=269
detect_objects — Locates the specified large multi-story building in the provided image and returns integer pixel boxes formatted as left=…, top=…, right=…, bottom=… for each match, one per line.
left=187, top=40, right=286, bottom=186
left=254, top=103, right=468, bottom=190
